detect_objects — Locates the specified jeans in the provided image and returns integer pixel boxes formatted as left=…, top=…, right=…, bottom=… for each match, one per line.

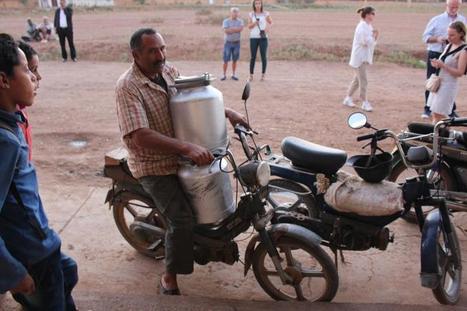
left=425, top=50, right=456, bottom=114
left=57, top=27, right=76, bottom=60
left=139, top=174, right=195, bottom=275
left=250, top=38, right=268, bottom=74
left=12, top=249, right=78, bottom=311
left=223, top=41, right=240, bottom=63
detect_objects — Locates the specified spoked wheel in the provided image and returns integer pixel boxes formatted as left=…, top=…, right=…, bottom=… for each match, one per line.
left=252, top=237, right=338, bottom=301
left=267, top=179, right=319, bottom=218
left=433, top=221, right=462, bottom=305
left=388, top=161, right=455, bottom=223
left=113, top=193, right=167, bottom=258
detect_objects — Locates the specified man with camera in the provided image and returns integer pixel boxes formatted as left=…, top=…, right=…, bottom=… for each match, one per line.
left=421, top=0, right=465, bottom=119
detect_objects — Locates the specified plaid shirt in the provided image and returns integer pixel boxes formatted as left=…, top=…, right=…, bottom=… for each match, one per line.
left=116, top=62, right=180, bottom=178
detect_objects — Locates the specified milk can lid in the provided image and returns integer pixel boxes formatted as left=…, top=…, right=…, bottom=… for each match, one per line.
left=174, top=73, right=213, bottom=90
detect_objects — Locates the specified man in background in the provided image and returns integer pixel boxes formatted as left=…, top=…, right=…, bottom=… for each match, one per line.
left=54, top=0, right=77, bottom=62
left=221, top=7, right=244, bottom=81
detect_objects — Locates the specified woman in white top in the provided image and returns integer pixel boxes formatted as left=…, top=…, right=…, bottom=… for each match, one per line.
left=343, top=7, right=378, bottom=112
left=428, top=21, right=467, bottom=123
left=247, top=0, right=272, bottom=81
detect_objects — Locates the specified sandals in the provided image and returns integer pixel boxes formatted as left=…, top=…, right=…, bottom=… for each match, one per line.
left=159, top=279, right=181, bottom=296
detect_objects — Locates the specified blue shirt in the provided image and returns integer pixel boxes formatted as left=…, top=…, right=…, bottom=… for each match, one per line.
left=422, top=12, right=466, bottom=53
left=0, top=109, right=60, bottom=293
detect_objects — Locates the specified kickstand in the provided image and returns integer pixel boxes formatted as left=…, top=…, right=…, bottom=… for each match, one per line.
left=332, top=248, right=338, bottom=272
left=339, top=249, right=347, bottom=265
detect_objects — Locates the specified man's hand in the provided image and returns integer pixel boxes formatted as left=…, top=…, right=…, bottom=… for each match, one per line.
left=437, top=36, right=447, bottom=44
left=182, top=143, right=214, bottom=166
left=225, top=108, right=249, bottom=128
left=10, top=274, right=35, bottom=295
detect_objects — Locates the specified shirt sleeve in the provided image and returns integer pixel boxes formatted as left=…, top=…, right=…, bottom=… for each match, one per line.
left=422, top=17, right=437, bottom=44
left=115, top=82, right=149, bottom=138
left=222, top=19, right=228, bottom=29
left=0, top=133, right=28, bottom=294
left=356, top=24, right=375, bottom=47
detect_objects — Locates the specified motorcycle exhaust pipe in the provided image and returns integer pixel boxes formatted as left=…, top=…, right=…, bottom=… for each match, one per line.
left=130, top=221, right=166, bottom=239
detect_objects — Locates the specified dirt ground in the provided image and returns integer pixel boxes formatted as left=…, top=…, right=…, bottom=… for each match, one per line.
left=1, top=3, right=467, bottom=310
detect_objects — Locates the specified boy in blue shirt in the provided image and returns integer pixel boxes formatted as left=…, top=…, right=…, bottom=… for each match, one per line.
left=0, top=38, right=78, bottom=310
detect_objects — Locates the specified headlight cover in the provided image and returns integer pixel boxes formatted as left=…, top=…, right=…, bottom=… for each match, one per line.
left=239, top=160, right=271, bottom=187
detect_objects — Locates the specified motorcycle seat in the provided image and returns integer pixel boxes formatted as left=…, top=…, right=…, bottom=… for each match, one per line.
left=281, top=137, right=347, bottom=175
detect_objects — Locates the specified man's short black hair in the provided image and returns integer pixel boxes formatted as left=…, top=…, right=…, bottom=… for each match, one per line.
left=130, top=28, right=156, bottom=50
left=0, top=33, right=15, bottom=41
left=0, top=39, right=20, bottom=77
left=17, top=41, right=37, bottom=62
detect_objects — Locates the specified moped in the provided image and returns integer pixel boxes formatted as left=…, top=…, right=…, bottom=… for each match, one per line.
left=388, top=121, right=467, bottom=223
left=238, top=108, right=464, bottom=305
left=103, top=83, right=340, bottom=301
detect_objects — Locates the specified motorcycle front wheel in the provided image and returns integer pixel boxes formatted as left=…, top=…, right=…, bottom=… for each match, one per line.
left=388, top=160, right=456, bottom=223
left=267, top=179, right=319, bottom=218
left=113, top=193, right=167, bottom=258
left=433, top=221, right=462, bottom=305
left=252, top=237, right=338, bottom=301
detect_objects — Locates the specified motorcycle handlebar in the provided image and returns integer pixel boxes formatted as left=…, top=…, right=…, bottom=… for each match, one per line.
left=449, top=117, right=467, bottom=126
left=357, top=133, right=375, bottom=142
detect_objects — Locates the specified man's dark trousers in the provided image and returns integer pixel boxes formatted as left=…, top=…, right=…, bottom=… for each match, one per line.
left=57, top=27, right=76, bottom=61
left=12, top=248, right=78, bottom=311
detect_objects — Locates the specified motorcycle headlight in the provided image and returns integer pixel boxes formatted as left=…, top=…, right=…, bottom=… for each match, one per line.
left=238, top=161, right=271, bottom=187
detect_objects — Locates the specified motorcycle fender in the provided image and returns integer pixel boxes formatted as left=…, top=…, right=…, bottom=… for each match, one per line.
left=420, top=209, right=442, bottom=289
left=243, top=223, right=322, bottom=277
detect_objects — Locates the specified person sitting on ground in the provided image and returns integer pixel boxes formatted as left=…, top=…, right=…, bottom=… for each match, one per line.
left=24, top=18, right=41, bottom=42
left=38, top=16, right=53, bottom=42
left=0, top=37, right=79, bottom=311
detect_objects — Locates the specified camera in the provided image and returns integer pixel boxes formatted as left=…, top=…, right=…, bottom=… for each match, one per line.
left=256, top=18, right=260, bottom=21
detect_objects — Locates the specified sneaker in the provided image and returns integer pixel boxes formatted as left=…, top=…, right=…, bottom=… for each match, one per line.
left=62, top=58, right=67, bottom=63
left=361, top=101, right=373, bottom=112
left=231, top=75, right=239, bottom=81
left=342, top=96, right=355, bottom=107
left=220, top=76, right=226, bottom=81
left=72, top=58, right=77, bottom=62
left=421, top=112, right=430, bottom=119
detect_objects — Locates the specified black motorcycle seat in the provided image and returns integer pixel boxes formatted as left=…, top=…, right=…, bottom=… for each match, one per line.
left=281, top=137, right=347, bottom=175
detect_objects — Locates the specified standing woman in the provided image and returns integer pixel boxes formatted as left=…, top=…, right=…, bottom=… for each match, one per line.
left=428, top=21, right=467, bottom=123
left=248, top=0, right=272, bottom=81
left=343, top=6, right=378, bottom=112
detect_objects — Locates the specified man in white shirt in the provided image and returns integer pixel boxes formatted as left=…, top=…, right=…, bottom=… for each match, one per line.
left=421, top=0, right=465, bottom=119
left=53, top=0, right=77, bottom=62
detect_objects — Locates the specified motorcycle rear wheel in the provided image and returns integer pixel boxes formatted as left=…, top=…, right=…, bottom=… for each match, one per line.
left=388, top=161, right=456, bottom=223
left=252, top=237, right=338, bottom=301
left=433, top=221, right=462, bottom=305
left=113, top=193, right=167, bottom=258
left=267, top=179, right=319, bottom=218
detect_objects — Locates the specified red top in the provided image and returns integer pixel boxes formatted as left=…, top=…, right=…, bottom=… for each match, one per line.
left=18, top=107, right=32, bottom=161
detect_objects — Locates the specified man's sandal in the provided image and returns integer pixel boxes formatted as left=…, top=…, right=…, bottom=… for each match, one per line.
left=159, top=280, right=181, bottom=296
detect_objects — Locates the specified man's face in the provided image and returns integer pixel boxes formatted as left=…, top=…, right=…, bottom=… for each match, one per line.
left=133, top=33, right=166, bottom=76
left=231, top=10, right=239, bottom=19
left=0, top=49, right=36, bottom=108
left=60, top=0, right=66, bottom=8
left=447, top=0, right=460, bottom=16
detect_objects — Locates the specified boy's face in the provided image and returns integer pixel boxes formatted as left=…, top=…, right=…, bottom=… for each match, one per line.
left=0, top=49, right=37, bottom=109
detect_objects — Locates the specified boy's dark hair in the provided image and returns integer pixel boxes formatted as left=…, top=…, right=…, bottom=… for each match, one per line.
left=130, top=28, right=156, bottom=50
left=0, top=39, right=20, bottom=77
left=17, top=41, right=37, bottom=62
left=0, top=33, right=15, bottom=41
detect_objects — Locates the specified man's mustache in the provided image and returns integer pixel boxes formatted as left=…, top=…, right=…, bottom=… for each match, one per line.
left=154, top=59, right=166, bottom=67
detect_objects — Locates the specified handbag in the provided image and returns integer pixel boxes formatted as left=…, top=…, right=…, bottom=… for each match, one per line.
left=425, top=43, right=466, bottom=93
left=425, top=74, right=441, bottom=93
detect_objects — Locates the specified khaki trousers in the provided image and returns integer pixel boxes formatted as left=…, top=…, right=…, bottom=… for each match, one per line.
left=347, top=62, right=368, bottom=101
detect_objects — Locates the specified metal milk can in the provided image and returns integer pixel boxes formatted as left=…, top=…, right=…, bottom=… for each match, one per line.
left=171, top=74, right=235, bottom=224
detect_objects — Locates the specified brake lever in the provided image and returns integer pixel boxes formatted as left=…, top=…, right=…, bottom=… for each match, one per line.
left=361, top=141, right=371, bottom=149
